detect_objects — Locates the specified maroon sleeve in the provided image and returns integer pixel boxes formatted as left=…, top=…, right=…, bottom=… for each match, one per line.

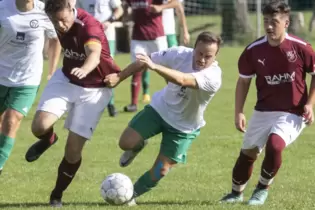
left=81, top=21, right=103, bottom=46
left=238, top=48, right=255, bottom=78
left=153, top=0, right=163, bottom=5
left=303, top=44, right=315, bottom=74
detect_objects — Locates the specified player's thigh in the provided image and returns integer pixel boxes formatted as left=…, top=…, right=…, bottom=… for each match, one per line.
left=37, top=69, right=72, bottom=119
left=160, top=122, right=200, bottom=164
left=242, top=111, right=274, bottom=154
left=5, top=86, right=39, bottom=116
left=65, top=87, right=111, bottom=139
left=126, top=105, right=163, bottom=141
left=270, top=112, right=306, bottom=147
left=130, top=40, right=150, bottom=62
left=166, top=34, right=178, bottom=47
left=0, top=85, right=10, bottom=114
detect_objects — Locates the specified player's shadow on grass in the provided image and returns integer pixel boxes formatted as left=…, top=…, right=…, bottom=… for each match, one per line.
left=0, top=202, right=108, bottom=208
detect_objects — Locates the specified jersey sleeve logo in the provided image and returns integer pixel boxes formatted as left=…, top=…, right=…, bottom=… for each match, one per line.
left=286, top=50, right=297, bottom=63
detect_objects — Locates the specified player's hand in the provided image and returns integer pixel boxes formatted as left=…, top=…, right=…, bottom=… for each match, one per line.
left=70, top=67, right=89, bottom=79
left=136, top=54, right=156, bottom=70
left=303, top=104, right=314, bottom=125
left=102, top=21, right=111, bottom=30
left=150, top=4, right=163, bottom=13
left=47, top=73, right=53, bottom=80
left=235, top=113, right=246, bottom=133
left=183, top=32, right=190, bottom=45
left=104, top=73, right=120, bottom=88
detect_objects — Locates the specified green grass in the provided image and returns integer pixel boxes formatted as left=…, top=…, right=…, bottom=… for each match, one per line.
left=1, top=13, right=315, bottom=210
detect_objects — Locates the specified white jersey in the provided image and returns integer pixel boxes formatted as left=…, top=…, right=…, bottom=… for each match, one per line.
left=0, top=0, right=57, bottom=87
left=76, top=0, right=121, bottom=40
left=150, top=46, right=222, bottom=133
left=162, top=0, right=183, bottom=35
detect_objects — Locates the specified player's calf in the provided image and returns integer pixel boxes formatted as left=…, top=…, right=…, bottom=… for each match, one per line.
left=133, top=156, right=175, bottom=198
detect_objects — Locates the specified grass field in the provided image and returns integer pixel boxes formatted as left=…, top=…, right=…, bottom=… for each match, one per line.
left=1, top=12, right=315, bottom=210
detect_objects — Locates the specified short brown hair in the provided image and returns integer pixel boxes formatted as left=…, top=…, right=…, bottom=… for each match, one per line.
left=45, top=0, right=71, bottom=15
left=194, top=31, right=222, bottom=53
left=262, top=1, right=291, bottom=16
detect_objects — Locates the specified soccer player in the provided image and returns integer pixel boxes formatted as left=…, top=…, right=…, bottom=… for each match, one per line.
left=0, top=0, right=60, bottom=174
left=220, top=1, right=315, bottom=205
left=76, top=0, right=124, bottom=117
left=22, top=0, right=139, bottom=207
left=105, top=31, right=222, bottom=205
left=123, top=0, right=180, bottom=113
left=162, top=0, right=190, bottom=47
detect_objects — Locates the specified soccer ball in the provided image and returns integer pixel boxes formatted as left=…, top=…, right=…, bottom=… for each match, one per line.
left=100, top=173, right=134, bottom=205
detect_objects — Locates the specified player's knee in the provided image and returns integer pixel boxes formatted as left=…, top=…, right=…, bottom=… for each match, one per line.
left=119, top=127, right=142, bottom=150
left=241, top=148, right=259, bottom=159
left=1, top=110, right=23, bottom=133
left=266, top=134, right=286, bottom=154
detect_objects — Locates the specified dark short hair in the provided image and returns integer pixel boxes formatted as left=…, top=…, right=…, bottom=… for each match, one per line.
left=262, top=0, right=291, bottom=16
left=45, top=0, right=71, bottom=15
left=194, top=31, right=222, bottom=53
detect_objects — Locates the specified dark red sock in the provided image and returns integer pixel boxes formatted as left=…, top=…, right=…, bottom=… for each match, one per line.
left=131, top=72, right=141, bottom=105
left=51, top=157, right=82, bottom=198
left=36, top=128, right=57, bottom=145
left=232, top=151, right=256, bottom=194
left=257, top=133, right=286, bottom=189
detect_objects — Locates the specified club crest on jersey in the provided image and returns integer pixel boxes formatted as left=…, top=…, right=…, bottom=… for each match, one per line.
left=286, top=50, right=297, bottom=63
left=30, top=19, right=39, bottom=28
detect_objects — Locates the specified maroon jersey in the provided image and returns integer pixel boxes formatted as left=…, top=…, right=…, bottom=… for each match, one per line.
left=126, top=0, right=164, bottom=40
left=58, top=9, right=120, bottom=88
left=238, top=34, right=315, bottom=115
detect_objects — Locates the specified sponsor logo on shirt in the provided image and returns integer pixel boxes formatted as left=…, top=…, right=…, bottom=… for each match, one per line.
left=130, top=1, right=149, bottom=9
left=64, top=48, right=86, bottom=61
left=265, top=72, right=295, bottom=85
left=29, top=19, right=39, bottom=28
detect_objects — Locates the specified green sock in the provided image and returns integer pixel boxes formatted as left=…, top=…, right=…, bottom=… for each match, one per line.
left=0, top=134, right=15, bottom=169
left=133, top=171, right=158, bottom=198
left=142, top=70, right=150, bottom=95
left=108, top=89, right=115, bottom=105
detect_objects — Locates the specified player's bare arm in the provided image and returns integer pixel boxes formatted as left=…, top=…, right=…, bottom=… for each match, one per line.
left=47, top=37, right=61, bottom=80
left=136, top=53, right=199, bottom=89
left=104, top=61, right=146, bottom=87
left=103, top=5, right=124, bottom=30
left=235, top=77, right=252, bottom=132
left=175, top=2, right=190, bottom=45
left=304, top=75, right=315, bottom=124
left=150, top=0, right=179, bottom=13
left=71, top=41, right=102, bottom=79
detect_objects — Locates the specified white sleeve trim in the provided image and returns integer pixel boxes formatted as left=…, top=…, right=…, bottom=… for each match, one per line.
left=239, top=74, right=255, bottom=78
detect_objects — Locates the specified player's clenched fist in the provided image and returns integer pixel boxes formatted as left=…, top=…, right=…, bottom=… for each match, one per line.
left=104, top=73, right=120, bottom=88
left=235, top=113, right=246, bottom=133
left=70, top=67, right=89, bottom=79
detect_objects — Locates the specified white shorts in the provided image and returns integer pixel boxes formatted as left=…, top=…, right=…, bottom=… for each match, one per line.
left=131, top=36, right=168, bottom=61
left=37, top=69, right=112, bottom=139
left=105, top=24, right=115, bottom=41
left=243, top=111, right=306, bottom=152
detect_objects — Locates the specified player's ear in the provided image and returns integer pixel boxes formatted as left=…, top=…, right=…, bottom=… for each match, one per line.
left=284, top=15, right=290, bottom=28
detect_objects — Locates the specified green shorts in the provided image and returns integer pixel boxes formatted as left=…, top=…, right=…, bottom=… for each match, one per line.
left=0, top=85, right=39, bottom=116
left=166, top=34, right=178, bottom=48
left=129, top=105, right=200, bottom=163
left=108, top=40, right=116, bottom=57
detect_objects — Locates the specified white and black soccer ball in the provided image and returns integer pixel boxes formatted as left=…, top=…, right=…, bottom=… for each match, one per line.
left=100, top=173, right=134, bottom=205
